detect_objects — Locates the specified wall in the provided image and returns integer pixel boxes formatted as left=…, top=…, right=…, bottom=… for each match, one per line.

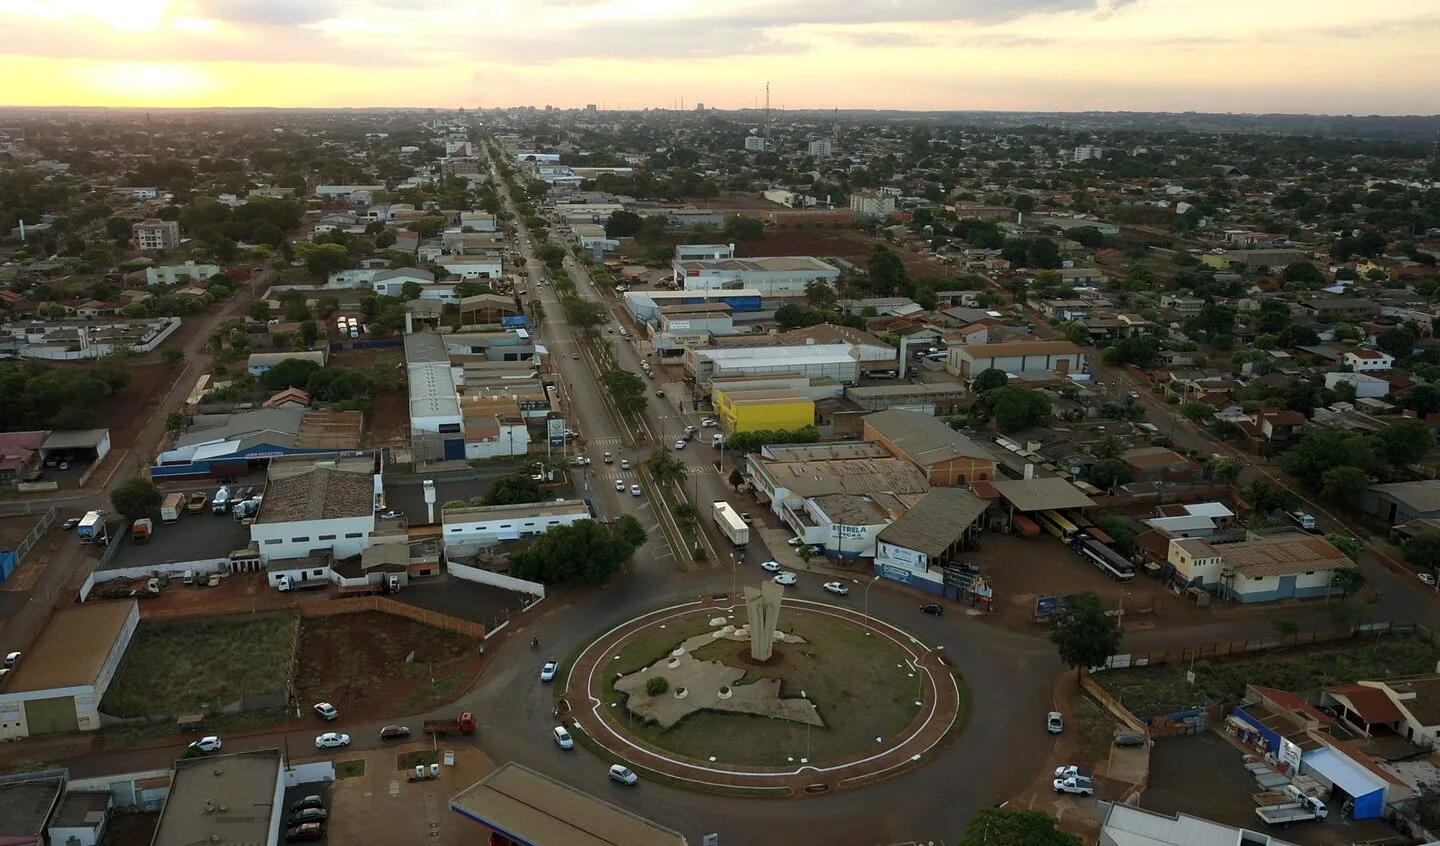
left=440, top=505, right=590, bottom=543
left=249, top=514, right=374, bottom=561
left=284, top=761, right=336, bottom=787
left=447, top=560, right=546, bottom=599
left=722, top=399, right=814, bottom=434
left=69, top=769, right=172, bottom=811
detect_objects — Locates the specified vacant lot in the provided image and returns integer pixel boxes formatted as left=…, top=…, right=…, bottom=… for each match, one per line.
left=102, top=615, right=300, bottom=717
left=601, top=608, right=923, bottom=766
left=1096, top=635, right=1440, bottom=717
left=294, top=611, right=482, bottom=719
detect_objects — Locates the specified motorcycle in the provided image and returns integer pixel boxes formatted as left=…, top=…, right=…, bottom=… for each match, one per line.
left=530, top=635, right=539, bottom=649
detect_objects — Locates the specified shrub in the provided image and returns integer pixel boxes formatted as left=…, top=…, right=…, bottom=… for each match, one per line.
left=646, top=676, right=669, bottom=696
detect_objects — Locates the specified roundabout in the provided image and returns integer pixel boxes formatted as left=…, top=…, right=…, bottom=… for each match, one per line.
left=562, top=593, right=967, bottom=796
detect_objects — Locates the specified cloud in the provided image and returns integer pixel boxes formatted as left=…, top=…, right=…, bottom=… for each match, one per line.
left=533, top=0, right=1138, bottom=27
left=187, top=0, right=345, bottom=26
left=452, top=18, right=812, bottom=62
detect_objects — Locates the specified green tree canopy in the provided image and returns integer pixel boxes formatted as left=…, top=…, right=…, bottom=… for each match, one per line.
left=1373, top=419, right=1436, bottom=468
left=1050, top=591, right=1122, bottom=681
left=1086, top=458, right=1133, bottom=490
left=561, top=297, right=607, bottom=332
left=261, top=358, right=323, bottom=391
left=723, top=215, right=764, bottom=240
left=111, top=477, right=162, bottom=521
left=484, top=473, right=545, bottom=506
left=1404, top=536, right=1440, bottom=568
left=975, top=386, right=1051, bottom=432
left=971, top=368, right=1009, bottom=393
left=959, top=809, right=1080, bottom=846
left=604, top=210, right=643, bottom=238
left=507, top=520, right=639, bottom=584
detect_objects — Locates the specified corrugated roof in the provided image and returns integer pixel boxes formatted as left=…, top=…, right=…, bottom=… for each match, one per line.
left=1218, top=535, right=1355, bottom=578
left=255, top=467, right=374, bottom=524
left=879, top=488, right=988, bottom=557
left=1369, top=480, right=1440, bottom=514
left=4, top=601, right=136, bottom=692
left=990, top=477, right=1096, bottom=512
left=1326, top=685, right=1405, bottom=724
left=864, top=409, right=994, bottom=466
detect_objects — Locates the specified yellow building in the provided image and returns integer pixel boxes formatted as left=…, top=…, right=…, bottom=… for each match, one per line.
left=713, top=387, right=815, bottom=433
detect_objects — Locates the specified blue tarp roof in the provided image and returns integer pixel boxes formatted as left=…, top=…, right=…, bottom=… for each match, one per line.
left=1303, top=747, right=1386, bottom=799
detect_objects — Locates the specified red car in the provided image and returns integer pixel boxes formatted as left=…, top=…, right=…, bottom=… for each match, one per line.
left=286, top=822, right=324, bottom=842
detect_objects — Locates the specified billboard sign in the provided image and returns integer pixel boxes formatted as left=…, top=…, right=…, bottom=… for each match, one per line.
left=547, top=418, right=566, bottom=446
left=1034, top=595, right=1061, bottom=618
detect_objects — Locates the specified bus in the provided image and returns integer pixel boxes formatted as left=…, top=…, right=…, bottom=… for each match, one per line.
left=1038, top=510, right=1081, bottom=543
left=1074, top=537, right=1135, bottom=581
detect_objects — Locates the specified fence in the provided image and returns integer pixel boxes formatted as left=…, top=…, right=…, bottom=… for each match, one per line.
left=0, top=505, right=57, bottom=571
left=1080, top=672, right=1152, bottom=805
left=1097, top=621, right=1434, bottom=670
left=297, top=594, right=489, bottom=639
left=448, top=560, right=546, bottom=600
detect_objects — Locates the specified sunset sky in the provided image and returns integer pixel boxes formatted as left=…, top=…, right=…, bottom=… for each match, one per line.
left=0, top=0, right=1434, bottom=114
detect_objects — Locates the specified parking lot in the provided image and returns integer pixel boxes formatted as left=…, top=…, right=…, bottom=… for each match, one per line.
left=278, top=780, right=332, bottom=846
left=106, top=508, right=251, bottom=572
left=385, top=475, right=522, bottom=527
left=323, top=745, right=495, bottom=845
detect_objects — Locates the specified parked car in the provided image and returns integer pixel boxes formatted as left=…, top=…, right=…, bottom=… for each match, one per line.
left=1047, top=711, right=1064, bottom=734
left=700, top=417, right=717, bottom=427
left=760, top=560, right=782, bottom=573
left=315, top=732, right=350, bottom=749
left=540, top=661, right=558, bottom=682
left=787, top=537, right=804, bottom=546
left=62, top=517, right=80, bottom=530
left=285, top=822, right=325, bottom=843
left=189, top=736, right=222, bottom=754
left=615, top=479, right=626, bottom=491
left=609, top=764, right=638, bottom=785
left=552, top=726, right=574, bottom=749
left=1114, top=734, right=1146, bottom=748
left=288, top=807, right=328, bottom=825
left=822, top=581, right=849, bottom=596
left=380, top=725, right=411, bottom=741
left=290, top=795, right=324, bottom=813
left=1421, top=573, right=1437, bottom=587
left=313, top=702, right=338, bottom=720
left=773, top=571, right=798, bottom=586
left=1053, top=776, right=1094, bottom=796
left=3, top=651, right=19, bottom=669
left=920, top=603, right=944, bottom=616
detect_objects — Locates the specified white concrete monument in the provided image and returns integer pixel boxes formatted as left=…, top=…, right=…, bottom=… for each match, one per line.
left=743, top=580, right=785, bottom=661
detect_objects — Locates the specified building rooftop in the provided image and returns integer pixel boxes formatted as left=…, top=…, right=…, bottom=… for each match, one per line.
left=1097, top=801, right=1299, bottom=846
left=990, top=477, right=1096, bottom=512
left=3, top=601, right=136, bottom=693
left=403, top=331, right=451, bottom=365
left=1365, top=675, right=1440, bottom=726
left=442, top=499, right=590, bottom=524
left=1369, top=480, right=1440, bottom=514
left=245, top=350, right=326, bottom=367
left=409, top=361, right=462, bottom=419
left=761, top=442, right=890, bottom=462
left=0, top=775, right=64, bottom=841
left=864, top=409, right=993, bottom=466
left=878, top=487, right=989, bottom=558
left=39, top=428, right=109, bottom=451
left=175, top=408, right=307, bottom=449
left=677, top=255, right=837, bottom=273
left=955, top=340, right=1083, bottom=359
left=847, top=383, right=966, bottom=398
left=752, top=455, right=930, bottom=499
left=696, top=345, right=857, bottom=365
left=52, top=789, right=111, bottom=827
left=374, top=266, right=434, bottom=284
left=255, top=467, right=374, bottom=524
left=809, top=493, right=890, bottom=526
left=449, top=761, right=686, bottom=846
left=154, top=750, right=282, bottom=846
left=1327, top=684, right=1406, bottom=724
left=1217, top=535, right=1357, bottom=579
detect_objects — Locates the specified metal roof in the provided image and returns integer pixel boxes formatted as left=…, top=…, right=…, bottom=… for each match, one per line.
left=38, top=428, right=109, bottom=450
left=990, top=477, right=1096, bottom=512
left=864, top=409, right=994, bottom=465
left=1218, top=535, right=1356, bottom=579
left=154, top=751, right=283, bottom=846
left=403, top=331, right=451, bottom=365
left=1369, top=480, right=1440, bottom=515
left=879, top=488, right=989, bottom=557
left=3, top=601, right=136, bottom=693
left=254, top=467, right=374, bottom=524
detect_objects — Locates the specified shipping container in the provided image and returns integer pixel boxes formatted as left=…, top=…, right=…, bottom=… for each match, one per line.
left=1011, top=514, right=1041, bottom=538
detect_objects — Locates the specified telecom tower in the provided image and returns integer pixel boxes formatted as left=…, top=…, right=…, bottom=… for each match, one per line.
left=764, top=82, right=770, bottom=151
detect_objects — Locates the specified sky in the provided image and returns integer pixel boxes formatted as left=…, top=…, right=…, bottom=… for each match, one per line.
left=0, top=0, right=1435, bottom=114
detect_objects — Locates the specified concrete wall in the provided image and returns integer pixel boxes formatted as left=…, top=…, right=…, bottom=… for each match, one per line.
left=250, top=514, right=374, bottom=561
left=284, top=761, right=336, bottom=787
left=447, top=560, right=546, bottom=599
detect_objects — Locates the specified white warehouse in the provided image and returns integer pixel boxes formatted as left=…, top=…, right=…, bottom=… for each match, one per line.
left=686, top=344, right=860, bottom=387
left=405, top=333, right=467, bottom=461
left=672, top=256, right=840, bottom=296
left=249, top=465, right=379, bottom=561
left=441, top=500, right=593, bottom=545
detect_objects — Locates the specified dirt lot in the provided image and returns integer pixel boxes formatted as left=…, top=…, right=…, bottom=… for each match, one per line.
left=0, top=516, right=64, bottom=595
left=366, top=391, right=408, bottom=447
left=737, top=229, right=952, bottom=280
left=99, top=360, right=177, bottom=449
left=294, top=611, right=484, bottom=721
left=102, top=812, right=159, bottom=846
left=326, top=347, right=403, bottom=370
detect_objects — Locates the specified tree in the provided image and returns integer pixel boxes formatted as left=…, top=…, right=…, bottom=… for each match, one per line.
left=400, top=280, right=423, bottom=301
left=646, top=676, right=670, bottom=696
left=247, top=300, right=271, bottom=322
left=601, top=369, right=648, bottom=415
left=959, top=809, right=1080, bottom=846
left=1059, top=321, right=1090, bottom=344
left=1086, top=458, right=1133, bottom=490
left=1320, top=465, right=1370, bottom=503
left=111, top=476, right=162, bottom=520
left=1181, top=402, right=1214, bottom=422
left=1281, top=428, right=1373, bottom=489
left=804, top=279, right=837, bottom=309
left=614, top=514, right=647, bottom=548
left=1049, top=591, right=1121, bottom=682
left=105, top=215, right=134, bottom=243
left=977, top=386, right=1051, bottom=432
left=1271, top=617, right=1301, bottom=646
left=1205, top=458, right=1242, bottom=482
left=1066, top=226, right=1105, bottom=248
left=295, top=319, right=319, bottom=349
left=507, top=520, right=638, bottom=584
left=866, top=244, right=909, bottom=295
left=671, top=502, right=697, bottom=525
left=1325, top=533, right=1363, bottom=563
left=1025, top=237, right=1062, bottom=269
left=728, top=468, right=744, bottom=490
left=484, top=473, right=545, bottom=506
left=723, top=215, right=764, bottom=241
left=294, top=242, right=354, bottom=280
left=1329, top=567, right=1366, bottom=603
left=561, top=297, right=607, bottom=332
left=165, top=411, right=186, bottom=431
left=1376, top=327, right=1417, bottom=359
left=1102, top=335, right=1160, bottom=369
left=261, top=358, right=322, bottom=391
left=1404, top=536, right=1440, bottom=569
left=971, top=368, right=1009, bottom=393
left=1280, top=261, right=1325, bottom=288
left=1373, top=419, right=1436, bottom=468
left=1092, top=435, right=1124, bottom=460
left=604, top=210, right=643, bottom=238
left=161, top=346, right=185, bottom=367
left=645, top=449, right=687, bottom=488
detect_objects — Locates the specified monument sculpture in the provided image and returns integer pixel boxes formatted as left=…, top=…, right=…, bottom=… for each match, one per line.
left=743, top=580, right=784, bottom=661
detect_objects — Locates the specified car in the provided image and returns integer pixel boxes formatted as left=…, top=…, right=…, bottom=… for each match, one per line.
left=285, top=822, right=325, bottom=842
left=1053, top=776, right=1094, bottom=796
left=290, top=795, right=324, bottom=813
left=1054, top=765, right=1090, bottom=779
left=615, top=479, right=626, bottom=491
left=674, top=439, right=685, bottom=450
left=58, top=462, right=69, bottom=471
left=572, top=352, right=580, bottom=359
left=603, top=452, right=613, bottom=464
left=773, top=571, right=798, bottom=586
left=840, top=432, right=860, bottom=440
left=1047, top=711, right=1064, bottom=734
left=920, top=603, right=944, bottom=616
left=315, top=732, right=351, bottom=749
left=620, top=459, right=631, bottom=470
left=189, top=735, right=222, bottom=754
left=630, top=484, right=642, bottom=496
left=62, top=517, right=80, bottom=531
left=683, top=425, right=697, bottom=436
left=1114, top=734, right=1146, bottom=748
left=43, top=457, right=57, bottom=468
left=1421, top=573, right=1437, bottom=586
left=1127, top=390, right=1141, bottom=400
left=700, top=417, right=717, bottom=427
left=786, top=536, right=804, bottom=547
left=3, top=651, right=19, bottom=669
left=380, top=725, right=411, bottom=741
left=552, top=726, right=574, bottom=749
left=805, top=545, right=824, bottom=556
left=822, top=581, right=849, bottom=596
left=313, top=702, right=338, bottom=720
left=540, top=661, right=558, bottom=682
left=760, top=560, right=783, bottom=573
left=288, top=807, right=328, bottom=825
left=655, top=389, right=665, bottom=397
left=608, top=764, right=638, bottom=785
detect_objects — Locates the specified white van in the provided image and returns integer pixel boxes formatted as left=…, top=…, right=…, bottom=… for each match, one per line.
left=711, top=433, right=724, bottom=448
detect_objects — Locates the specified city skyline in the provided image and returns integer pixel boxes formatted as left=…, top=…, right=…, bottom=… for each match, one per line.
left=0, top=0, right=1436, bottom=114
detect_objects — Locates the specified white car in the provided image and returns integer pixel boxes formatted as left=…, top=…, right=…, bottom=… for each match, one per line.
left=1047, top=711, right=1064, bottom=734
left=608, top=764, right=638, bottom=785
left=700, top=418, right=717, bottom=427
left=313, top=702, right=338, bottom=721
left=786, top=537, right=804, bottom=547
left=540, top=661, right=558, bottom=682
left=620, top=459, right=631, bottom=470
left=630, top=484, right=642, bottom=497
left=760, top=560, right=782, bottom=573
left=822, top=581, right=849, bottom=596
left=674, top=439, right=686, bottom=450
left=1421, top=573, right=1437, bottom=586
left=1055, top=765, right=1090, bottom=779
left=553, top=726, right=574, bottom=749
left=615, top=479, right=626, bottom=491
left=1053, top=776, right=1094, bottom=796
left=773, top=571, right=798, bottom=586
left=189, top=736, right=222, bottom=754
left=315, top=732, right=351, bottom=749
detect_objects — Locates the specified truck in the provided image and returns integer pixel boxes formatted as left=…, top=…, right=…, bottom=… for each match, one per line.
left=131, top=519, right=153, bottom=544
left=1052, top=775, right=1094, bottom=796
left=76, top=511, right=105, bottom=544
left=1288, top=510, right=1317, bottom=532
left=712, top=501, right=750, bottom=547
left=160, top=493, right=184, bottom=524
left=232, top=497, right=262, bottom=521
left=337, top=576, right=400, bottom=597
left=276, top=575, right=329, bottom=592
left=423, top=711, right=476, bottom=737
left=186, top=492, right=208, bottom=513
left=1255, top=786, right=1328, bottom=826
left=210, top=487, right=230, bottom=515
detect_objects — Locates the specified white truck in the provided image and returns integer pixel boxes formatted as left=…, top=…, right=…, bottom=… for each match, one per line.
left=1255, top=786, right=1328, bottom=826
left=712, top=501, right=750, bottom=547
left=210, top=486, right=230, bottom=515
left=1052, top=775, right=1094, bottom=796
left=1288, top=510, right=1317, bottom=532
left=76, top=510, right=105, bottom=544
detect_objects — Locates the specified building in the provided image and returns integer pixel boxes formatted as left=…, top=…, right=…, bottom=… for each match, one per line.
left=743, top=135, right=768, bottom=151
left=863, top=409, right=996, bottom=487
left=250, top=464, right=378, bottom=561
left=152, top=750, right=284, bottom=846
left=0, top=601, right=139, bottom=740
left=438, top=254, right=504, bottom=279
left=713, top=386, right=814, bottom=433
left=246, top=350, right=327, bottom=376
left=1202, top=248, right=1308, bottom=271
left=1342, top=348, right=1395, bottom=372
left=132, top=218, right=180, bottom=250
left=808, top=139, right=833, bottom=157
left=145, top=262, right=220, bottom=286
left=1362, top=480, right=1440, bottom=525
left=1073, top=145, right=1104, bottom=161
left=152, top=409, right=364, bottom=479
left=745, top=442, right=931, bottom=525
left=874, top=487, right=989, bottom=595
left=1166, top=534, right=1356, bottom=602
left=370, top=267, right=435, bottom=296
left=1324, top=371, right=1391, bottom=399
left=441, top=500, right=591, bottom=546
left=459, top=394, right=531, bottom=459
left=459, top=294, right=521, bottom=325
left=1335, top=676, right=1440, bottom=747
left=687, top=344, right=859, bottom=387
left=674, top=243, right=734, bottom=262
left=0, top=430, right=46, bottom=488
left=946, top=340, right=1085, bottom=380
left=1096, top=802, right=1300, bottom=846
left=404, top=333, right=465, bottom=461
left=672, top=256, right=840, bottom=297
left=845, top=383, right=968, bottom=417
left=849, top=190, right=896, bottom=217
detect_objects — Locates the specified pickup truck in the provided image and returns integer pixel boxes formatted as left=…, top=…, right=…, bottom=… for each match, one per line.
left=1052, top=776, right=1095, bottom=796
left=423, top=711, right=476, bottom=737
left=1255, top=790, right=1327, bottom=826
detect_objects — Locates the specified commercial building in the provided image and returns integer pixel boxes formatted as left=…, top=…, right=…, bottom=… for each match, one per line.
left=250, top=463, right=379, bottom=561
left=370, top=267, right=436, bottom=296
left=946, top=340, right=1085, bottom=380
left=152, top=408, right=364, bottom=479
left=653, top=305, right=736, bottom=353
left=459, top=394, right=531, bottom=459
left=846, top=383, right=968, bottom=417
left=1166, top=534, right=1356, bottom=603
left=745, top=442, right=930, bottom=527
left=459, top=294, right=522, bottom=325
left=145, top=262, right=220, bottom=286
left=863, top=409, right=997, bottom=487
left=246, top=350, right=327, bottom=376
left=153, top=750, right=284, bottom=846
left=624, top=289, right=763, bottom=325
left=0, top=601, right=139, bottom=740
left=441, top=500, right=591, bottom=546
left=1096, top=802, right=1300, bottom=846
left=687, top=344, right=859, bottom=387
left=875, top=487, right=990, bottom=595
left=405, top=333, right=465, bottom=461
left=672, top=256, right=840, bottom=296
left=132, top=218, right=181, bottom=250
left=438, top=254, right=504, bottom=279
left=849, top=190, right=896, bottom=217
left=713, top=386, right=814, bottom=433
left=1362, top=480, right=1440, bottom=525
left=675, top=243, right=734, bottom=262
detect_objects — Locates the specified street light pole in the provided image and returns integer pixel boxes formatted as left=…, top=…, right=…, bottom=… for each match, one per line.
left=863, top=575, right=880, bottom=633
